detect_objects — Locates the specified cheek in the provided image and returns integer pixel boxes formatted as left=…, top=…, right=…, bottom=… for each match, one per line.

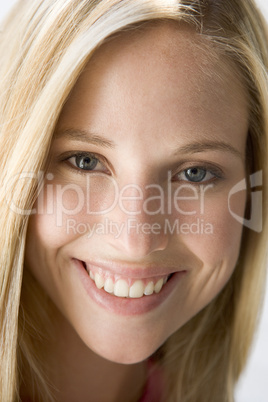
left=25, top=177, right=120, bottom=292
left=29, top=177, right=118, bottom=243
left=172, top=186, right=246, bottom=295
left=163, top=189, right=247, bottom=331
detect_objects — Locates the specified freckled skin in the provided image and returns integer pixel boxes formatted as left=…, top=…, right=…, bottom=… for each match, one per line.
left=25, top=23, right=248, bottom=401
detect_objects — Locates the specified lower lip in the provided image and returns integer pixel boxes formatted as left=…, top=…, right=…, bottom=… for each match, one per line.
left=73, top=259, right=186, bottom=316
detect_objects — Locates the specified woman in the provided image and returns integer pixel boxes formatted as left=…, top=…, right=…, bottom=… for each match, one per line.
left=0, top=0, right=267, bottom=401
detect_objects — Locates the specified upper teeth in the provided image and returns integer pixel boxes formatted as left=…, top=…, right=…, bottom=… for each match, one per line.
left=88, top=269, right=168, bottom=298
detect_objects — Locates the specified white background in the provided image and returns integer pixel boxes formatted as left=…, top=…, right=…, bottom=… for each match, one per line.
left=0, top=1, right=267, bottom=401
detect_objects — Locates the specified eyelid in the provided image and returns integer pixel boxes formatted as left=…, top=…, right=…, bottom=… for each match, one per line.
left=57, top=151, right=225, bottom=182
left=174, top=161, right=224, bottom=176
left=60, top=151, right=112, bottom=174
left=172, top=163, right=224, bottom=183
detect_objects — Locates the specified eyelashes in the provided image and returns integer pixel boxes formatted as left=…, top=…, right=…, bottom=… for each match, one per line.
left=68, top=153, right=106, bottom=172
left=65, top=152, right=110, bottom=174
left=174, top=166, right=223, bottom=183
left=62, top=151, right=224, bottom=184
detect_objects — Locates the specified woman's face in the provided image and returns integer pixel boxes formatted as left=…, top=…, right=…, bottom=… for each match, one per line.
left=25, top=23, right=248, bottom=363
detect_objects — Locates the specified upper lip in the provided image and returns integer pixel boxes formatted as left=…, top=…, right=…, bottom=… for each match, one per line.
left=76, top=258, right=187, bottom=279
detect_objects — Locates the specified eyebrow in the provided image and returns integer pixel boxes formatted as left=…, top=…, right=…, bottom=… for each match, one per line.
left=55, top=128, right=116, bottom=149
left=176, top=140, right=243, bottom=159
left=55, top=128, right=243, bottom=159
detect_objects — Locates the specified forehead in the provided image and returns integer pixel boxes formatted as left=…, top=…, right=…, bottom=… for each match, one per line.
left=59, top=21, right=248, bottom=151
left=88, top=21, right=247, bottom=95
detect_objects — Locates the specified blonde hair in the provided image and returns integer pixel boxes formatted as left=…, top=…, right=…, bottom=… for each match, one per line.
left=0, top=0, right=267, bottom=401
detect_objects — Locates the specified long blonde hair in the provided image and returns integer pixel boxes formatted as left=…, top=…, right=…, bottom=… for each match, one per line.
left=0, top=1, right=267, bottom=401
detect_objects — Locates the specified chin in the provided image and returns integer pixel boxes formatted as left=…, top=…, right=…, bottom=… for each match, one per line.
left=79, top=324, right=166, bottom=365
left=92, top=345, right=156, bottom=365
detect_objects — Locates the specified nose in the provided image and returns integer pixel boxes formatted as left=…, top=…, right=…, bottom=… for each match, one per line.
left=106, top=183, right=169, bottom=259
left=113, top=212, right=169, bottom=259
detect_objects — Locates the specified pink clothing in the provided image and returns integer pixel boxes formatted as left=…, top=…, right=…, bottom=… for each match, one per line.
left=139, top=359, right=165, bottom=402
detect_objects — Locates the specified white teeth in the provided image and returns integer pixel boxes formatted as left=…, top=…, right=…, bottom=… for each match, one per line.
left=144, top=281, right=154, bottom=296
left=154, top=278, right=164, bottom=294
left=95, top=273, right=104, bottom=289
left=114, top=279, right=129, bottom=297
left=104, top=277, right=114, bottom=293
left=129, top=280, right=144, bottom=298
left=88, top=269, right=169, bottom=298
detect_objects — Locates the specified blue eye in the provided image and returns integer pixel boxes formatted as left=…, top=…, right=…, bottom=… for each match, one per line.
left=176, top=167, right=216, bottom=183
left=67, top=153, right=107, bottom=172
left=185, top=167, right=207, bottom=182
left=75, top=155, right=98, bottom=170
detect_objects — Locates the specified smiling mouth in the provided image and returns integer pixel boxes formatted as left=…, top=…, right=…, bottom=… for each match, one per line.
left=81, top=261, right=174, bottom=299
